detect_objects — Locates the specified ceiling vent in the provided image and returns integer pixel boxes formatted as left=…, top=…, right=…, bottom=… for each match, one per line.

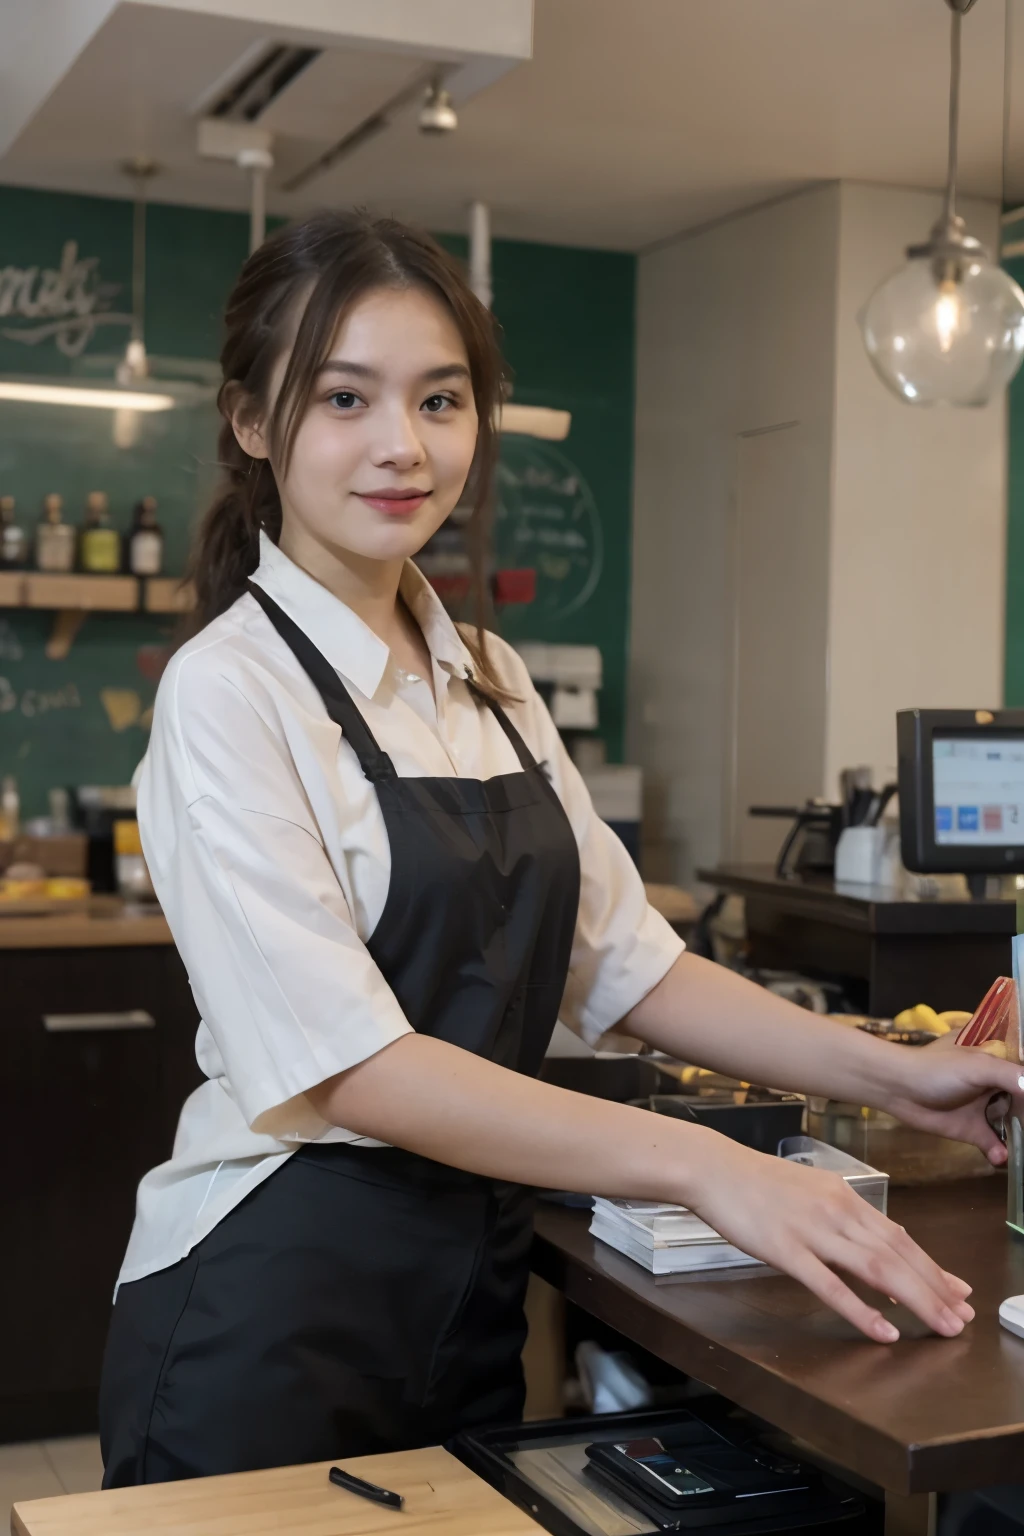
left=205, top=43, right=321, bottom=123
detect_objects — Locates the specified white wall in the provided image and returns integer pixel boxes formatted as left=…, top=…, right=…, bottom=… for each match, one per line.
left=630, top=184, right=840, bottom=885
left=826, top=183, right=1006, bottom=795
left=630, top=180, right=1008, bottom=888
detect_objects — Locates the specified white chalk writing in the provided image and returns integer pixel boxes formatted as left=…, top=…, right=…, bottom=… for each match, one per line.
left=0, top=241, right=130, bottom=357
left=0, top=677, right=82, bottom=716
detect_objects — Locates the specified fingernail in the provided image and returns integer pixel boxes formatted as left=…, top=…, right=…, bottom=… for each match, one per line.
left=955, top=1302, right=975, bottom=1322
left=877, top=1320, right=899, bottom=1343
left=1017, top=1074, right=1024, bottom=1090
left=942, top=1310, right=964, bottom=1334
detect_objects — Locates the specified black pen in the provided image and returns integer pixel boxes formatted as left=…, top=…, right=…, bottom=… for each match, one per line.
left=329, top=1464, right=404, bottom=1510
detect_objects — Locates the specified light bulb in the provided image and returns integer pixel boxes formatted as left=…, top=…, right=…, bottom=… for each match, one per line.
left=116, top=336, right=148, bottom=385
left=934, top=280, right=961, bottom=353
left=861, top=249, right=1024, bottom=406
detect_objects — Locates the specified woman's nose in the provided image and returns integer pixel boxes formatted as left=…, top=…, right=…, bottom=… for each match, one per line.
left=372, top=409, right=425, bottom=470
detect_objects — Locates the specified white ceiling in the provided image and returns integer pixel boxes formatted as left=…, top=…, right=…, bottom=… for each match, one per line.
left=3, top=0, right=1024, bottom=251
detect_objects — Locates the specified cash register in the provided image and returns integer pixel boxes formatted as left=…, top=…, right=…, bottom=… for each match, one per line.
left=897, top=706, right=1024, bottom=895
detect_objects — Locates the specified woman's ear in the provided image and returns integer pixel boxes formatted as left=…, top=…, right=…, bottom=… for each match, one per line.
left=223, top=382, right=269, bottom=461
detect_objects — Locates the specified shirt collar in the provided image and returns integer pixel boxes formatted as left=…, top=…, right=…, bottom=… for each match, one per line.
left=249, top=532, right=475, bottom=699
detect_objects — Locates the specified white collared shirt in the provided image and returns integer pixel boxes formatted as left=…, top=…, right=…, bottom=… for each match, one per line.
left=120, top=533, right=684, bottom=1286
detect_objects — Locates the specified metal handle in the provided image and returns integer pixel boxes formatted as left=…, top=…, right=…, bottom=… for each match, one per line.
left=43, top=1010, right=155, bottom=1033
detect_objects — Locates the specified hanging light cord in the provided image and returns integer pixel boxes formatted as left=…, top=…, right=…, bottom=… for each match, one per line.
left=131, top=172, right=147, bottom=346
left=941, top=0, right=982, bottom=230
left=944, top=4, right=963, bottom=226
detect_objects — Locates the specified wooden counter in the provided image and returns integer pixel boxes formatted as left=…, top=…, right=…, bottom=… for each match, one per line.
left=699, top=862, right=1012, bottom=1014
left=0, top=887, right=685, bottom=952
left=534, top=1178, right=1024, bottom=1533
left=0, top=898, right=172, bottom=949
left=11, top=1445, right=538, bottom=1536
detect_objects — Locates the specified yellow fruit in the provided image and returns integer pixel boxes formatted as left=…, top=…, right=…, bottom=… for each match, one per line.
left=895, top=1008, right=917, bottom=1029
left=45, top=878, right=89, bottom=901
left=980, top=1039, right=1008, bottom=1059
left=912, top=1005, right=939, bottom=1028
left=938, top=1011, right=972, bottom=1030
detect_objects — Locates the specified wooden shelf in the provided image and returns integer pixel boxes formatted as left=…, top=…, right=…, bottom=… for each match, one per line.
left=23, top=573, right=138, bottom=610
left=145, top=577, right=194, bottom=614
left=0, top=572, right=194, bottom=655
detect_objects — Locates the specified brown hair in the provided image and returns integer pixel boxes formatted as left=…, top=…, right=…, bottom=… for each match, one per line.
left=186, top=209, right=511, bottom=697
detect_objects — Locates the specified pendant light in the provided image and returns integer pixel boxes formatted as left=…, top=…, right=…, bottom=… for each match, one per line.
left=860, top=0, right=1024, bottom=406
left=467, top=201, right=571, bottom=441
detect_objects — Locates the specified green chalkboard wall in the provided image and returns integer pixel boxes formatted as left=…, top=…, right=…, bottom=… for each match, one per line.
left=0, top=185, right=636, bottom=817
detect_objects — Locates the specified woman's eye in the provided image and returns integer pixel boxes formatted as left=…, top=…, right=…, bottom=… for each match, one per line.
left=328, top=391, right=362, bottom=410
left=422, top=393, right=456, bottom=414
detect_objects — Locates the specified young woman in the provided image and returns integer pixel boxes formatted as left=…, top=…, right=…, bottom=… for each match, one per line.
left=100, top=211, right=1020, bottom=1486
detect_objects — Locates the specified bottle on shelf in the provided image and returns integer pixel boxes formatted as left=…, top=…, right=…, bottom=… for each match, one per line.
left=35, top=494, right=76, bottom=573
left=127, top=496, right=163, bottom=577
left=79, top=491, right=120, bottom=574
left=0, top=496, right=27, bottom=570
left=0, top=775, right=20, bottom=840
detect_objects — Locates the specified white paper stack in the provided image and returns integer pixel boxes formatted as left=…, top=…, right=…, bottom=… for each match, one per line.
left=590, top=1198, right=762, bottom=1275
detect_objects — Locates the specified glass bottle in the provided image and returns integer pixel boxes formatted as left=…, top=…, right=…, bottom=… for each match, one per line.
left=79, top=491, right=120, bottom=574
left=127, top=496, right=163, bottom=577
left=0, top=496, right=27, bottom=570
left=0, top=775, right=20, bottom=840
left=35, top=494, right=76, bottom=573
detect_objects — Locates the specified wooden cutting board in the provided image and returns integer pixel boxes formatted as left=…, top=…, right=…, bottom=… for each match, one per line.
left=11, top=1446, right=541, bottom=1536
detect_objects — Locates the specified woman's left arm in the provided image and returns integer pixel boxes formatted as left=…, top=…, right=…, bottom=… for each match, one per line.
left=627, top=951, right=1024, bottom=1167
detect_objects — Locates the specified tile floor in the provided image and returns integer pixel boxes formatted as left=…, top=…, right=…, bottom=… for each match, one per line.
left=0, top=1435, right=102, bottom=1519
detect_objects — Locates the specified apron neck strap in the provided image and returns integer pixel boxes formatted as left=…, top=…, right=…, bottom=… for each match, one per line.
left=247, top=582, right=396, bottom=784
left=464, top=672, right=539, bottom=773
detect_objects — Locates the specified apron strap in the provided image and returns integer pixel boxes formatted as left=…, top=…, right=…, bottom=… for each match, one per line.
left=247, top=582, right=396, bottom=784
left=464, top=672, right=540, bottom=773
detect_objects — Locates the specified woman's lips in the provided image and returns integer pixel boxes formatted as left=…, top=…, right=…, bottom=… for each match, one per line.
left=357, top=492, right=429, bottom=516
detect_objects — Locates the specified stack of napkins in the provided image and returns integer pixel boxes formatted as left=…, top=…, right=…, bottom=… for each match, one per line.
left=590, top=1198, right=762, bottom=1275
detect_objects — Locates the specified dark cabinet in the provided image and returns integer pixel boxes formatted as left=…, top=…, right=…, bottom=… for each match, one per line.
left=0, top=944, right=202, bottom=1439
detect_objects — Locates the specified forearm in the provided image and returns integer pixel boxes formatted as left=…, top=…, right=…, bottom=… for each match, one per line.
left=306, top=1031, right=719, bottom=1204
left=627, top=951, right=906, bottom=1110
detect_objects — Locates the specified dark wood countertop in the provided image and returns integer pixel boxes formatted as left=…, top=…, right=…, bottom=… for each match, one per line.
left=0, top=897, right=172, bottom=949
left=698, top=863, right=1016, bottom=936
left=533, top=1178, right=1024, bottom=1497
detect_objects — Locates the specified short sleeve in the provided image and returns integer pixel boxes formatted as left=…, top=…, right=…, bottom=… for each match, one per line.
left=138, top=649, right=412, bottom=1135
left=485, top=641, right=685, bottom=1048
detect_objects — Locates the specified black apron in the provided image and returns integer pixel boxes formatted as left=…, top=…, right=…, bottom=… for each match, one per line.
left=99, top=586, right=581, bottom=1485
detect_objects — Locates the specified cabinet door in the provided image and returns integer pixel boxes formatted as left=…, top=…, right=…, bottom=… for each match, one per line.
left=0, top=946, right=201, bottom=1431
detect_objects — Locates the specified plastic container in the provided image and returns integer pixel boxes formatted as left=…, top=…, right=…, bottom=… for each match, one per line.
left=779, top=1135, right=889, bottom=1215
left=805, top=1099, right=993, bottom=1186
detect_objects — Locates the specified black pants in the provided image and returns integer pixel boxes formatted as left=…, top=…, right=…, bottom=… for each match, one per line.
left=100, top=1144, right=533, bottom=1485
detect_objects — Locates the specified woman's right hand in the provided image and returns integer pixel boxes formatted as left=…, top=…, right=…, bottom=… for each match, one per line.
left=687, top=1139, right=974, bottom=1343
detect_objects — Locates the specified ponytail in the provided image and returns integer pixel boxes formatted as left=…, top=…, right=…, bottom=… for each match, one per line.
left=185, top=419, right=282, bottom=633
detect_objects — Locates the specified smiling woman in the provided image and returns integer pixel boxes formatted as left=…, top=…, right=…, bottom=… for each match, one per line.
left=98, top=210, right=1023, bottom=1493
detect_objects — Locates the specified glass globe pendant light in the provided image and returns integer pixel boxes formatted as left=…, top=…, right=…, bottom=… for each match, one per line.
left=861, top=0, right=1024, bottom=406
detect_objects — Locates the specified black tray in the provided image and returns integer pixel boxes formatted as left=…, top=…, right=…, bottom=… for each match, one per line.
left=632, top=1094, right=806, bottom=1156
left=452, top=1405, right=865, bottom=1536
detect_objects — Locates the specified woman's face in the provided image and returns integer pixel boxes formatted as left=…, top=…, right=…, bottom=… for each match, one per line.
left=243, top=284, right=479, bottom=573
